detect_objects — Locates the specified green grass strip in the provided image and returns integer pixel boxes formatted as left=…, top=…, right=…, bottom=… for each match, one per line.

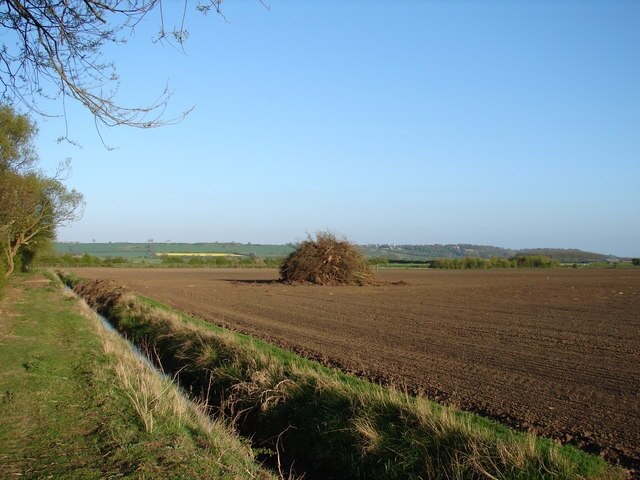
left=0, top=273, right=273, bottom=480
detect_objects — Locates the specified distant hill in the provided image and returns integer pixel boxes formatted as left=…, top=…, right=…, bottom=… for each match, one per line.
left=54, top=242, right=613, bottom=264
left=360, top=243, right=514, bottom=261
left=515, top=248, right=609, bottom=263
left=359, top=244, right=612, bottom=263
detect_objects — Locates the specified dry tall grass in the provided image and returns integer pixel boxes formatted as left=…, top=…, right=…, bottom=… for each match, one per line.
left=68, top=288, right=275, bottom=480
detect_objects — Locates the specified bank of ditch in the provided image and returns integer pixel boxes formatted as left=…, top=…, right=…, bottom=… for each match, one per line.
left=58, top=270, right=628, bottom=480
left=0, top=272, right=273, bottom=479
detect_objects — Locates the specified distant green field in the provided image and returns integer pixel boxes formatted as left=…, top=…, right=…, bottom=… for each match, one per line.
left=54, top=242, right=295, bottom=259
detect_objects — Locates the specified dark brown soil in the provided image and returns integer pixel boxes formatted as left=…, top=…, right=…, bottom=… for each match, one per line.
left=71, top=267, right=640, bottom=473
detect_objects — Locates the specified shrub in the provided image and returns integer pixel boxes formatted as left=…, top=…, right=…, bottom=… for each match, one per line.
left=489, top=257, right=514, bottom=268
left=280, top=232, right=374, bottom=285
left=18, top=247, right=37, bottom=272
left=187, top=256, right=202, bottom=265
left=632, top=258, right=640, bottom=266
left=511, top=255, right=559, bottom=268
left=102, top=256, right=128, bottom=267
left=160, top=255, right=183, bottom=264
left=368, top=256, right=390, bottom=266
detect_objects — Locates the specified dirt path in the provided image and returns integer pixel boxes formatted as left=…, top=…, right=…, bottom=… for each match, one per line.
left=70, top=267, right=640, bottom=473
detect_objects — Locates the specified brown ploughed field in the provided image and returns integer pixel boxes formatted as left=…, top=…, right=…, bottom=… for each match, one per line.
left=71, top=267, right=640, bottom=471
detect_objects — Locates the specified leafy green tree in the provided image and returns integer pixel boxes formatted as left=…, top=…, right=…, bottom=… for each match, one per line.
left=0, top=105, right=37, bottom=172
left=1, top=171, right=84, bottom=276
left=0, top=106, right=84, bottom=277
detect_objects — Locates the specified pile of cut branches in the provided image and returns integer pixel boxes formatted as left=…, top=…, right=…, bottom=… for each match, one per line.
left=280, top=232, right=374, bottom=286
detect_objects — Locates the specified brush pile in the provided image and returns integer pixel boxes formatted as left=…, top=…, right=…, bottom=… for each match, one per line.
left=279, top=232, right=374, bottom=286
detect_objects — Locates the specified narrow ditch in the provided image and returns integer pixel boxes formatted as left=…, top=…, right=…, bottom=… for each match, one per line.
left=62, top=278, right=320, bottom=479
left=63, top=282, right=300, bottom=479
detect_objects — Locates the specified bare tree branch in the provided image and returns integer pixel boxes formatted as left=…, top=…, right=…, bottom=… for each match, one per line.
left=0, top=0, right=224, bottom=133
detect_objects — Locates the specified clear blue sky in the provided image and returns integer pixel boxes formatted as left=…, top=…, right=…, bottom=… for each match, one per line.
left=35, top=0, right=639, bottom=256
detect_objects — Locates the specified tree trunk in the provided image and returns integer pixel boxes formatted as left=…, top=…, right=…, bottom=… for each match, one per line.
left=4, top=232, right=25, bottom=278
left=3, top=245, right=15, bottom=278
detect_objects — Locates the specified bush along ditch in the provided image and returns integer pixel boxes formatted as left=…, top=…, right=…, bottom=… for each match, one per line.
left=58, top=271, right=627, bottom=480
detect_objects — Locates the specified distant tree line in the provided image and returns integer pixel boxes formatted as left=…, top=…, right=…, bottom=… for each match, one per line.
left=397, top=255, right=560, bottom=269
left=430, top=256, right=559, bottom=269
left=34, top=253, right=128, bottom=268
left=367, top=255, right=561, bottom=269
left=158, top=255, right=281, bottom=268
left=34, top=253, right=282, bottom=269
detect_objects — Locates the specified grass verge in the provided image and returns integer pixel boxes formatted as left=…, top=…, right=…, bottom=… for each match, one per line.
left=59, top=270, right=628, bottom=480
left=0, top=272, right=273, bottom=479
